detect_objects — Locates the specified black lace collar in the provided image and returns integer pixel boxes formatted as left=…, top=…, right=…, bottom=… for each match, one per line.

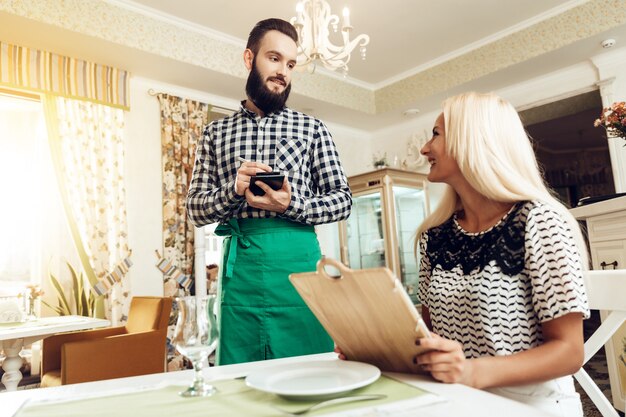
left=426, top=201, right=531, bottom=275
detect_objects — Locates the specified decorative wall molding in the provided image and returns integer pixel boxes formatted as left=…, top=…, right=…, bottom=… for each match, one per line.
left=1, top=0, right=624, bottom=116
left=500, top=62, right=598, bottom=111
left=0, top=0, right=374, bottom=114
left=591, top=46, right=626, bottom=81
left=596, top=78, right=617, bottom=107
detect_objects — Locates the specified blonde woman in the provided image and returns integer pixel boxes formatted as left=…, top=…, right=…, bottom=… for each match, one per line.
left=414, top=92, right=589, bottom=416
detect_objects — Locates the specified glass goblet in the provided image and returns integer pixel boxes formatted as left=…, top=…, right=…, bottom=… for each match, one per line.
left=173, top=295, right=219, bottom=397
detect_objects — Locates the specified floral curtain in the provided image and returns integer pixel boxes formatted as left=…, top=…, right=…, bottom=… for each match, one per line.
left=157, top=93, right=209, bottom=371
left=43, top=95, right=131, bottom=325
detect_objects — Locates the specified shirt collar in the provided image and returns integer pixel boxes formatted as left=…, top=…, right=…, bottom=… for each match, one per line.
left=239, top=100, right=288, bottom=120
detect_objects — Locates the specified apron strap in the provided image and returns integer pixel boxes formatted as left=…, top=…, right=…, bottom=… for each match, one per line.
left=214, top=218, right=251, bottom=280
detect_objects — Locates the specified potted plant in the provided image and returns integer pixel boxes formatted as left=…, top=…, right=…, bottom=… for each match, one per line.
left=372, top=152, right=388, bottom=169
left=43, top=261, right=101, bottom=317
left=594, top=101, right=626, bottom=140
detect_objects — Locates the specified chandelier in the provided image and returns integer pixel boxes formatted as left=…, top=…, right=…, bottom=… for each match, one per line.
left=290, top=0, right=370, bottom=75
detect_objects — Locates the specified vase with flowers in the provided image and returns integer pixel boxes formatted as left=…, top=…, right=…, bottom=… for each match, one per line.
left=594, top=101, right=626, bottom=141
left=18, top=284, right=44, bottom=320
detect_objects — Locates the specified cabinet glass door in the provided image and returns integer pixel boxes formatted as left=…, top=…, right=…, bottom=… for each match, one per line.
left=345, top=190, right=386, bottom=269
left=394, top=186, right=427, bottom=304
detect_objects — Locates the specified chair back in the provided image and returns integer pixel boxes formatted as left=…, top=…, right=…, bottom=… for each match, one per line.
left=125, top=296, right=172, bottom=334
left=583, top=269, right=626, bottom=311
left=574, top=269, right=626, bottom=417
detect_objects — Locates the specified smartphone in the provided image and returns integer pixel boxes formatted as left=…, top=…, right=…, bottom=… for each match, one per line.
left=249, top=172, right=285, bottom=196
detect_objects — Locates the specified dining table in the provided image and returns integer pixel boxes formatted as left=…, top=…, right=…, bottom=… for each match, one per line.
left=0, top=315, right=110, bottom=392
left=1, top=352, right=555, bottom=417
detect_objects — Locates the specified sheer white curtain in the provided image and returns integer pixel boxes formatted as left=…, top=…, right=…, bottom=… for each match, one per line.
left=0, top=93, right=78, bottom=312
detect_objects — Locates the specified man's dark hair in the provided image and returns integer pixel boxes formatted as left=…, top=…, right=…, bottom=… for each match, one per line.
left=246, top=18, right=298, bottom=55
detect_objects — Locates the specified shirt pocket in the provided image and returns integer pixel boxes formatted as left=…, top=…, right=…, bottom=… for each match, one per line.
left=275, top=137, right=307, bottom=173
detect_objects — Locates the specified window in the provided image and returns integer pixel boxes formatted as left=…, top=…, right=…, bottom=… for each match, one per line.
left=0, top=91, right=76, bottom=296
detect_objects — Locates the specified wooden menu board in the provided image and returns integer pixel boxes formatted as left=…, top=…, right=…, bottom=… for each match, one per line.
left=290, top=257, right=430, bottom=373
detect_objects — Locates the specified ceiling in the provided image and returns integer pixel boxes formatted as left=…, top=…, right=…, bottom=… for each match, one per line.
left=0, top=0, right=625, bottom=130
left=128, top=0, right=573, bottom=85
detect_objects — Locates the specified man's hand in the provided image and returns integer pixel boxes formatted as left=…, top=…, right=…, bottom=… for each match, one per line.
left=245, top=177, right=291, bottom=213
left=235, top=161, right=272, bottom=196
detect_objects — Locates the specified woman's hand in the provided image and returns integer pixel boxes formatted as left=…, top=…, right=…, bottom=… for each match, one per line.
left=334, top=346, right=347, bottom=360
left=415, top=333, right=476, bottom=387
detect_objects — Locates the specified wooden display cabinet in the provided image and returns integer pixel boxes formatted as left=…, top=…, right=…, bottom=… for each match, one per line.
left=337, top=168, right=430, bottom=304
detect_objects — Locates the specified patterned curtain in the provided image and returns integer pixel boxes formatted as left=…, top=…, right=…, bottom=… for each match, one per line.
left=43, top=95, right=131, bottom=325
left=156, top=93, right=209, bottom=371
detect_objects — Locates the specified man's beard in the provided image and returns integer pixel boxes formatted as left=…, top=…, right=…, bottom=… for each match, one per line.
left=245, top=60, right=291, bottom=115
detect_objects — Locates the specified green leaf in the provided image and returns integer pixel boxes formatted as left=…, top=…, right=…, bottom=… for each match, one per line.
left=79, top=272, right=89, bottom=317
left=88, top=295, right=96, bottom=317
left=67, top=261, right=82, bottom=316
left=45, top=259, right=106, bottom=318
left=42, top=299, right=64, bottom=316
left=84, top=276, right=94, bottom=316
left=49, top=271, right=72, bottom=315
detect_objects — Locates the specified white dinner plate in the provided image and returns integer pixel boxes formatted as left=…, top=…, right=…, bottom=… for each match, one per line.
left=245, top=360, right=381, bottom=400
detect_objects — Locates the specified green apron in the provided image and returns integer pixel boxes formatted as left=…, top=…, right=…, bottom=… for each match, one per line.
left=214, top=217, right=333, bottom=365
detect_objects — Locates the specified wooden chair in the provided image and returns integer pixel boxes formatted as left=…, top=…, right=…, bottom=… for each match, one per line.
left=574, top=269, right=626, bottom=417
left=41, top=296, right=172, bottom=387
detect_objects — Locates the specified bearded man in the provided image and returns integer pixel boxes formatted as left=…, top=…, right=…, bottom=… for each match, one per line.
left=187, top=18, right=352, bottom=365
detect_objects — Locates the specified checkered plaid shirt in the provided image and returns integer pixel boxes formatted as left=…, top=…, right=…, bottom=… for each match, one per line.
left=187, top=103, right=352, bottom=226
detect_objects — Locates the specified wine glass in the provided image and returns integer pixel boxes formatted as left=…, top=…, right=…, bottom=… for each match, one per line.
left=173, top=295, right=219, bottom=397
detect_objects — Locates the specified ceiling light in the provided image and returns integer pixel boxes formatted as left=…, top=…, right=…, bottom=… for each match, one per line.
left=403, top=109, right=420, bottom=117
left=290, top=0, right=370, bottom=75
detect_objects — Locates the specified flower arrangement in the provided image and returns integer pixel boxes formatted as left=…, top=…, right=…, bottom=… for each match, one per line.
left=26, top=284, right=44, bottom=318
left=26, top=284, right=44, bottom=300
left=594, top=101, right=626, bottom=138
left=16, top=285, right=44, bottom=319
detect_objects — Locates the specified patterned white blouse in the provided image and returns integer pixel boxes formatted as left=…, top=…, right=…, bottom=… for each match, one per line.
left=418, top=200, right=590, bottom=358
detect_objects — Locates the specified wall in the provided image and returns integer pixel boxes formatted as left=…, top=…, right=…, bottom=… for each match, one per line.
left=315, top=122, right=373, bottom=260
left=369, top=109, right=448, bottom=213
left=124, top=76, right=372, bottom=296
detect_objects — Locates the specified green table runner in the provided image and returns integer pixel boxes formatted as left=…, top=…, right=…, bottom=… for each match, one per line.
left=17, top=376, right=430, bottom=417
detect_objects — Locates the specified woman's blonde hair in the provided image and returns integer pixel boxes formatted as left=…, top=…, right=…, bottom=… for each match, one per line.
left=416, top=92, right=588, bottom=267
